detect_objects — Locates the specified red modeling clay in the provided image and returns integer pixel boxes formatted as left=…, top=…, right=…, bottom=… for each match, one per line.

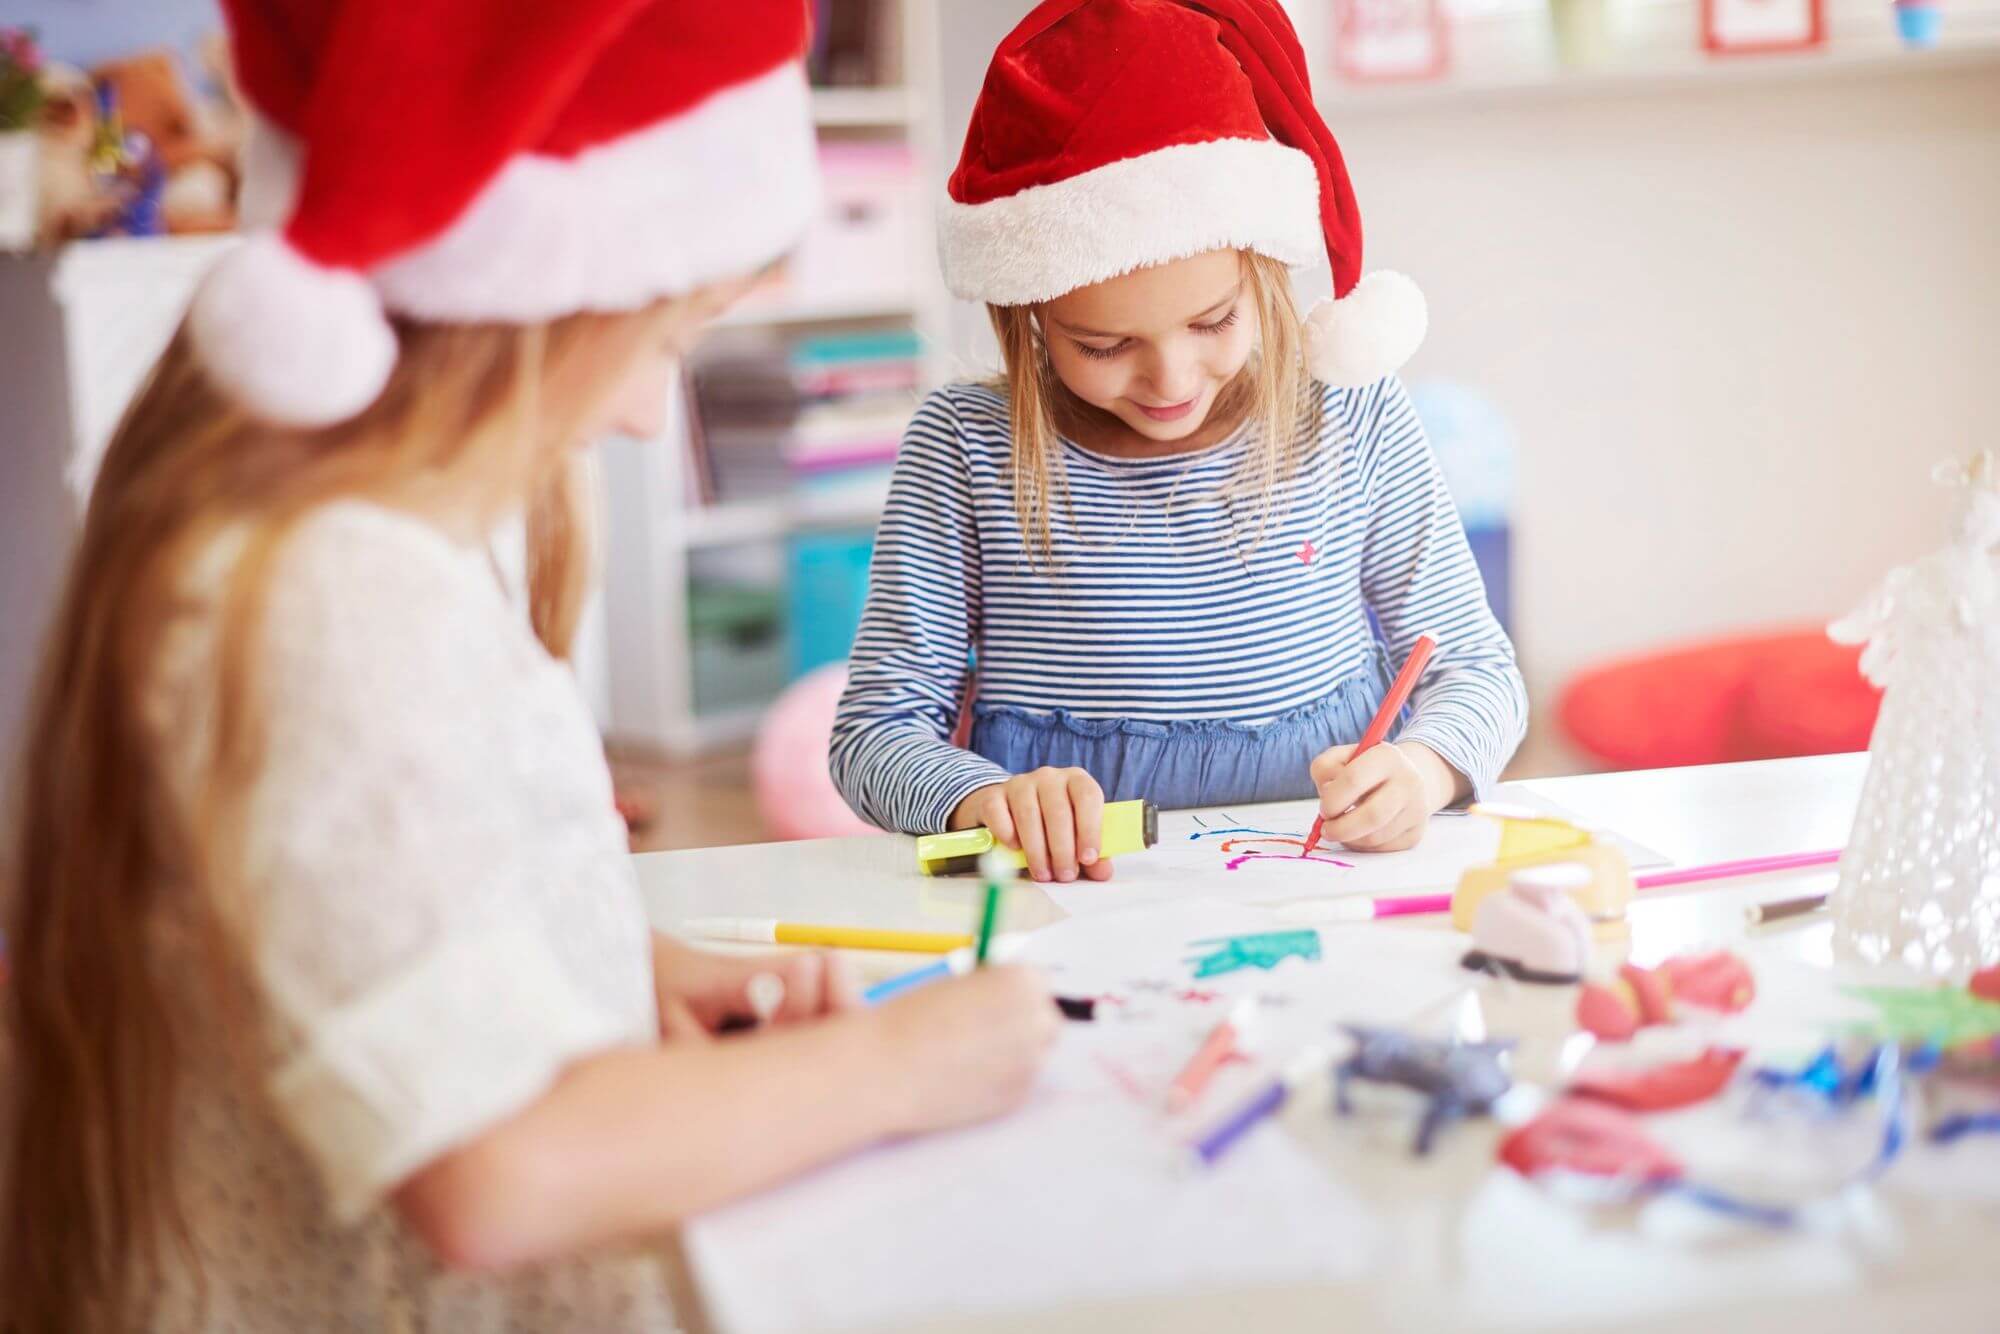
left=1499, top=1099, right=1684, bottom=1182
left=1569, top=1048, right=1745, bottom=1112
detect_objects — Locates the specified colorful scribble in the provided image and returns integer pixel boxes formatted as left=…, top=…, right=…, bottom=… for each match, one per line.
left=1188, top=824, right=1355, bottom=871
left=1176, top=987, right=1223, bottom=1004
left=1185, top=929, right=1323, bottom=979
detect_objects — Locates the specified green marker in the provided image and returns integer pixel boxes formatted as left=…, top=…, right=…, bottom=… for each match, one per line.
left=973, top=850, right=1009, bottom=965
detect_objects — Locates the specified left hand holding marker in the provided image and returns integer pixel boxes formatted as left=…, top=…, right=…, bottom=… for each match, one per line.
left=1309, top=740, right=1460, bottom=853
left=651, top=933, right=862, bottom=1041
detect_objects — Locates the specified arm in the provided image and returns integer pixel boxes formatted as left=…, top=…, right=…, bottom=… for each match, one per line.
left=830, top=389, right=1011, bottom=832
left=395, top=981, right=1048, bottom=1271
left=1351, top=378, right=1529, bottom=801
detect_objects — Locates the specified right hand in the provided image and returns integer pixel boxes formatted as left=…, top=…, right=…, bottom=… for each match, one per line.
left=950, top=767, right=1115, bottom=884
left=870, top=965, right=1060, bottom=1135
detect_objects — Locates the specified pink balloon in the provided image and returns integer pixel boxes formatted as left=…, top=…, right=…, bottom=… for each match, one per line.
left=752, top=664, right=878, bottom=841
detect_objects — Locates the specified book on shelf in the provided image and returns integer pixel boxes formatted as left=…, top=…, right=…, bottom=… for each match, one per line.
left=687, top=327, right=921, bottom=510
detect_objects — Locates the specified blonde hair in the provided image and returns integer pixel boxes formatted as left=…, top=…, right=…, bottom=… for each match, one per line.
left=988, top=250, right=1310, bottom=565
left=0, top=298, right=684, bottom=1333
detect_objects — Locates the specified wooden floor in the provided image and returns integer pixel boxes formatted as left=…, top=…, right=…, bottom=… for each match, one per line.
left=614, top=722, right=1594, bottom=854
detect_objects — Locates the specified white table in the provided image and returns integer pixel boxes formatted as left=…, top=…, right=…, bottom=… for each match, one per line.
left=633, top=755, right=2000, bottom=1332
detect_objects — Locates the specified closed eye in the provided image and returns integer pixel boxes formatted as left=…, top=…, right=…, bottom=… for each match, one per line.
left=1193, top=309, right=1240, bottom=335
left=1072, top=339, right=1131, bottom=361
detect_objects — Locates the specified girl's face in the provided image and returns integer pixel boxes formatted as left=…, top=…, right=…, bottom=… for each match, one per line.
left=1041, top=249, right=1255, bottom=446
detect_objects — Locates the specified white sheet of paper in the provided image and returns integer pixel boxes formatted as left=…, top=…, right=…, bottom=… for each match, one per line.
left=1043, top=797, right=1668, bottom=917
left=685, top=901, right=1478, bottom=1334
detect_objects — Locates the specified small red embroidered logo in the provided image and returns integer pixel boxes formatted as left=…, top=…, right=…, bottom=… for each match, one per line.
left=1297, top=539, right=1317, bottom=566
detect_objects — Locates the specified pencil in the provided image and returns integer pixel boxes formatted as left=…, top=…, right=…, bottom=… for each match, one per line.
left=1303, top=633, right=1437, bottom=856
left=1745, top=893, right=1828, bottom=926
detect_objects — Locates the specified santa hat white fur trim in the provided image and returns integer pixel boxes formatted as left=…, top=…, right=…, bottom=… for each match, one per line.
left=189, top=235, right=397, bottom=428
left=196, top=61, right=818, bottom=424
left=939, top=137, right=1322, bottom=306
left=1304, top=271, right=1428, bottom=388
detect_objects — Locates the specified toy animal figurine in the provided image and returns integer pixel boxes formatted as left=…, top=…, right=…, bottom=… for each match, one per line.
left=1462, top=863, right=1595, bottom=984
left=1333, top=1025, right=1515, bottom=1155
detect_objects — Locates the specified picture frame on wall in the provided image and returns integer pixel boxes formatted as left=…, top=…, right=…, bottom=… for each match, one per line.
left=1701, top=0, right=1827, bottom=54
left=1332, top=0, right=1449, bottom=84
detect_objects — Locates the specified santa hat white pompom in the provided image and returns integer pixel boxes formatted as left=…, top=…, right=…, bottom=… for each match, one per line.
left=1302, top=271, right=1428, bottom=389
left=188, top=234, right=398, bottom=428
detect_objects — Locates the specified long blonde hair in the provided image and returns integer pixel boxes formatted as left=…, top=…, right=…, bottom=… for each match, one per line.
left=0, top=298, right=682, bottom=1333
left=988, top=250, right=1310, bottom=565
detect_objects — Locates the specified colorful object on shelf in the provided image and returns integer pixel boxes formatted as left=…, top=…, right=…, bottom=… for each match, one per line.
left=1449, top=806, right=1633, bottom=932
left=1333, top=0, right=1450, bottom=83
left=1576, top=952, right=1754, bottom=1043
left=1559, top=630, right=1880, bottom=771
left=752, top=664, right=878, bottom=841
left=1570, top=1048, right=1745, bottom=1112
left=1829, top=453, right=2000, bottom=978
left=1701, top=0, right=1826, bottom=54
left=787, top=531, right=874, bottom=678
left=1185, top=929, right=1323, bottom=980
left=1461, top=862, right=1595, bottom=984
left=1332, top=1026, right=1514, bottom=1156
left=1303, top=633, right=1436, bottom=856
left=1848, top=984, right=2000, bottom=1048
left=1500, top=1098, right=1685, bottom=1184
left=916, top=799, right=1160, bottom=876
left=1892, top=0, right=1943, bottom=48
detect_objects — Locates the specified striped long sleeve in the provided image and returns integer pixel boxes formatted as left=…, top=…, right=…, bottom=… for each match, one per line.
left=830, top=379, right=1529, bottom=832
left=830, top=391, right=1010, bottom=832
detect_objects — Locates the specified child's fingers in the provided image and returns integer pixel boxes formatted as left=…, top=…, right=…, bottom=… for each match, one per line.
left=823, top=951, right=865, bottom=1012
left=1320, top=781, right=1399, bottom=846
left=981, top=791, right=1018, bottom=850
left=1067, top=771, right=1105, bottom=866
left=1035, top=770, right=1080, bottom=881
left=1007, top=784, right=1052, bottom=882
left=768, top=954, right=819, bottom=1022
left=1342, top=810, right=1427, bottom=853
left=1081, top=856, right=1115, bottom=883
left=660, top=995, right=711, bottom=1044
left=1309, top=744, right=1358, bottom=789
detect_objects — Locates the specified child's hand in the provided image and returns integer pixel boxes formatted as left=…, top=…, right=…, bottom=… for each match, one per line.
left=651, top=933, right=862, bottom=1040
left=1308, top=741, right=1461, bottom=853
left=950, top=767, right=1115, bottom=884
left=869, top=965, right=1060, bottom=1133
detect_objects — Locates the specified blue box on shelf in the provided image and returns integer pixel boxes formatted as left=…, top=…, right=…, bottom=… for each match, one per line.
left=787, top=529, right=875, bottom=677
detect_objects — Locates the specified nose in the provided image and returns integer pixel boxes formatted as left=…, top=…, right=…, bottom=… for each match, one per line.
left=1141, top=340, right=1202, bottom=404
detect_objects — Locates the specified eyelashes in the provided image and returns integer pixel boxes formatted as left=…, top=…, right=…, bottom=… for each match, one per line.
left=1068, top=308, right=1240, bottom=361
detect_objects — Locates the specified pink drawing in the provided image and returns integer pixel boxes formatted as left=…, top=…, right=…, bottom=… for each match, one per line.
left=1177, top=987, right=1223, bottom=1004
left=1216, top=835, right=1354, bottom=872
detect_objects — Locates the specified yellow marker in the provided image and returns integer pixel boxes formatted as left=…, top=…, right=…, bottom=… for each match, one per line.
left=916, top=799, right=1160, bottom=876
left=681, top=918, right=972, bottom=953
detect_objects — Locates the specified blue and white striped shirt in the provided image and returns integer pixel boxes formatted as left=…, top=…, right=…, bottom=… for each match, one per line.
left=830, top=376, right=1527, bottom=833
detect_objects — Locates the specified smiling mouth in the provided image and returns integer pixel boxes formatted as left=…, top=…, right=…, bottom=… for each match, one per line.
left=1134, top=397, right=1198, bottom=423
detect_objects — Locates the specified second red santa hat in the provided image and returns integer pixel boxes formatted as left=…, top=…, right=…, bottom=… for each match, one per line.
left=940, top=0, right=1424, bottom=388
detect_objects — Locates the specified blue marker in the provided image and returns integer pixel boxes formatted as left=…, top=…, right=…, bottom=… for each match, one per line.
left=863, top=933, right=1028, bottom=1004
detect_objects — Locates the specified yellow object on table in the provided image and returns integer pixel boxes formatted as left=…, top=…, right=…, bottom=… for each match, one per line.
left=1450, top=806, right=1634, bottom=930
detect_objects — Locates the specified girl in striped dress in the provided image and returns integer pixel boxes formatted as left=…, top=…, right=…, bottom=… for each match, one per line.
left=832, top=0, right=1527, bottom=883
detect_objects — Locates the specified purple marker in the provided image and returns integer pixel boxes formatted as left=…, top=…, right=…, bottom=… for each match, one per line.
left=1188, top=1044, right=1331, bottom=1167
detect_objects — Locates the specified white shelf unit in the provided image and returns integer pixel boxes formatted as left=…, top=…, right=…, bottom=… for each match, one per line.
left=602, top=0, right=947, bottom=757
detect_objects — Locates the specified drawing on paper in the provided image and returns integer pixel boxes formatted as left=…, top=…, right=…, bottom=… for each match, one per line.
left=1185, top=929, right=1323, bottom=979
left=1187, top=815, right=1355, bottom=872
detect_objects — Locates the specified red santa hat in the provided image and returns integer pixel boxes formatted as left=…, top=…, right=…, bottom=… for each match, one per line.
left=192, top=0, right=819, bottom=427
left=940, top=0, right=1424, bottom=388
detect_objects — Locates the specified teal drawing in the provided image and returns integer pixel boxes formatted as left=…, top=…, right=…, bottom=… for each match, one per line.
left=1185, top=929, right=1322, bottom=979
